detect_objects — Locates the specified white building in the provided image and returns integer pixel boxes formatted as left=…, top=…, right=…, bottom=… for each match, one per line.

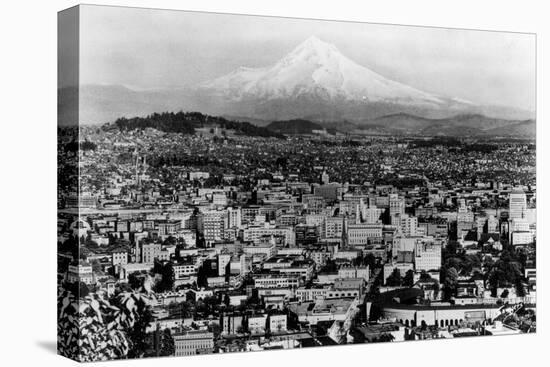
left=269, top=314, right=288, bottom=332
left=173, top=330, right=214, bottom=356
left=509, top=188, right=527, bottom=220
left=198, top=210, right=227, bottom=245
left=242, top=226, right=295, bottom=246
left=112, top=250, right=128, bottom=266
left=346, top=223, right=383, bottom=245
left=400, top=215, right=419, bottom=237
left=414, top=241, right=442, bottom=272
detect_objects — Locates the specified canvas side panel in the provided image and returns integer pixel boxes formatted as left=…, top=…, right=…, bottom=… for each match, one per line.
left=57, top=5, right=82, bottom=362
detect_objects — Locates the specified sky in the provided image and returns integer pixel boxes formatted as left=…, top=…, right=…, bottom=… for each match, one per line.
left=75, top=4, right=536, bottom=111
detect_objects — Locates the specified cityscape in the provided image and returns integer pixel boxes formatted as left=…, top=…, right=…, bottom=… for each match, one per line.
left=57, top=5, right=536, bottom=362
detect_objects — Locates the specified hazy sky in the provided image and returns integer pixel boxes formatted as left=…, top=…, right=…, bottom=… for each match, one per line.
left=77, top=5, right=536, bottom=111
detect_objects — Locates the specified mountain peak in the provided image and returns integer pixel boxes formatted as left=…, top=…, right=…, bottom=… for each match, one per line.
left=282, top=36, right=343, bottom=66
left=302, top=35, right=324, bottom=44
left=295, top=35, right=337, bottom=52
left=200, top=37, right=451, bottom=107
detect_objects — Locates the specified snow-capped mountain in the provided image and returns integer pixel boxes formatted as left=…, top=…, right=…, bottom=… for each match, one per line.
left=67, top=36, right=534, bottom=126
left=200, top=36, right=459, bottom=108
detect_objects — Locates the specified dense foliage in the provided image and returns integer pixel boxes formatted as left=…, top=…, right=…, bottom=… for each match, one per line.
left=63, top=140, right=97, bottom=152
left=265, top=119, right=323, bottom=134
left=57, top=283, right=155, bottom=361
left=111, top=111, right=284, bottom=138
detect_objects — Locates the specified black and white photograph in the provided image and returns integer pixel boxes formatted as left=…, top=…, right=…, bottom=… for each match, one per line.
left=3, top=1, right=548, bottom=366
left=55, top=4, right=538, bottom=362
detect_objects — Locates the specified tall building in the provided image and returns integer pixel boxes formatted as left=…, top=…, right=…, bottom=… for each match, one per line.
left=400, top=214, right=418, bottom=237
left=509, top=218, right=533, bottom=245
left=199, top=210, right=227, bottom=245
left=389, top=194, right=405, bottom=218
left=323, top=217, right=345, bottom=239
left=141, top=242, right=162, bottom=264
left=363, top=205, right=384, bottom=224
left=509, top=188, right=527, bottom=220
left=414, top=241, right=442, bottom=272
left=227, top=207, right=242, bottom=228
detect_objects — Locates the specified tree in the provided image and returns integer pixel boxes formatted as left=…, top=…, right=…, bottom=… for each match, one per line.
left=462, top=254, right=482, bottom=274
left=159, top=329, right=174, bottom=357
left=443, top=267, right=459, bottom=299
left=515, top=278, right=526, bottom=297
left=154, top=262, right=175, bottom=292
left=111, top=291, right=154, bottom=359
left=373, top=333, right=395, bottom=343
left=57, top=285, right=154, bottom=361
left=403, top=270, right=415, bottom=287
left=325, top=259, right=338, bottom=273
left=419, top=271, right=432, bottom=281
left=128, top=272, right=143, bottom=290
left=386, top=269, right=402, bottom=287
left=420, top=320, right=428, bottom=330
left=208, top=322, right=221, bottom=336
left=90, top=259, right=102, bottom=273
left=58, top=290, right=129, bottom=361
left=363, top=253, right=377, bottom=269
left=433, top=279, right=441, bottom=296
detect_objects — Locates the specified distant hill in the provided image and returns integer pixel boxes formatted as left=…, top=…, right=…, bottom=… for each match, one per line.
left=106, top=111, right=284, bottom=139
left=482, top=119, right=536, bottom=138
left=266, top=119, right=325, bottom=134
left=361, top=113, right=535, bottom=137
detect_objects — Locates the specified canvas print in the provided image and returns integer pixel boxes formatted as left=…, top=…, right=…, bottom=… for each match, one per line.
left=57, top=5, right=536, bottom=362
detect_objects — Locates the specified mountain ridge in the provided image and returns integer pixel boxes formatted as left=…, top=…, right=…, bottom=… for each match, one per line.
left=361, top=112, right=535, bottom=137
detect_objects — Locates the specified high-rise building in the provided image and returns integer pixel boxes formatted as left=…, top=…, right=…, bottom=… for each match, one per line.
left=414, top=241, right=442, bottom=272
left=509, top=188, right=527, bottom=220
left=198, top=210, right=227, bottom=245
left=323, top=217, right=345, bottom=239
left=227, top=207, right=242, bottom=228
left=363, top=205, right=384, bottom=224
left=400, top=214, right=418, bottom=237
left=389, top=194, right=405, bottom=218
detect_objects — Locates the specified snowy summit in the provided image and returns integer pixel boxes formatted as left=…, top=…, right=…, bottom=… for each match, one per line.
left=200, top=36, right=447, bottom=106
